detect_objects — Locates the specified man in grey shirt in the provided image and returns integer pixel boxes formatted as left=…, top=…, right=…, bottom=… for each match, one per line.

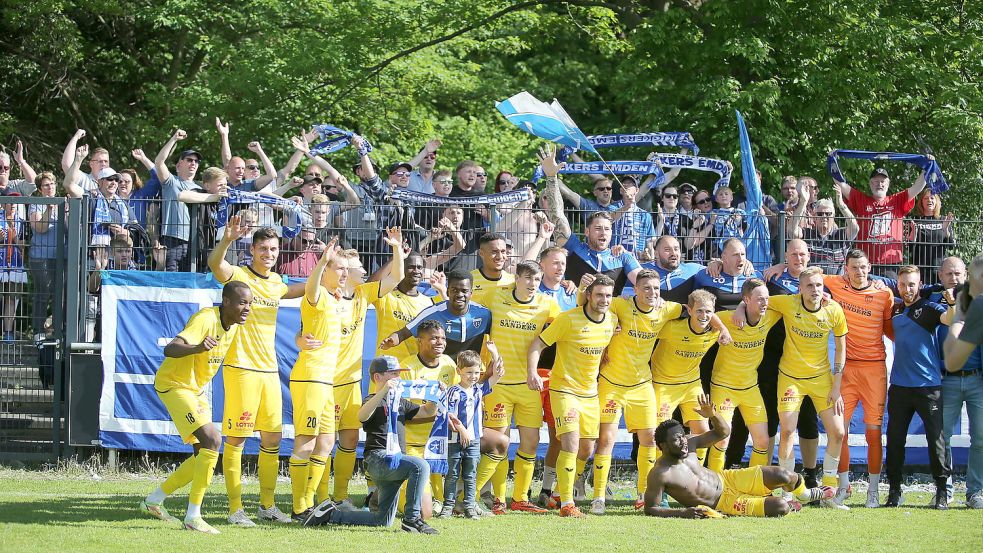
left=154, top=129, right=202, bottom=272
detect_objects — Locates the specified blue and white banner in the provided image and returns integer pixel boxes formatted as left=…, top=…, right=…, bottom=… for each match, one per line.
left=572, top=132, right=699, bottom=156
left=98, top=270, right=972, bottom=464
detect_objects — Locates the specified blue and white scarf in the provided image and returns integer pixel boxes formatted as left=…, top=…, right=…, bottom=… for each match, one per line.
left=385, top=379, right=449, bottom=474
left=570, top=132, right=700, bottom=156
left=559, top=160, right=666, bottom=187
left=90, top=193, right=130, bottom=246
left=309, top=124, right=373, bottom=157
left=651, top=153, right=732, bottom=192
left=826, top=150, right=949, bottom=194
left=390, top=188, right=532, bottom=206
left=215, top=189, right=311, bottom=239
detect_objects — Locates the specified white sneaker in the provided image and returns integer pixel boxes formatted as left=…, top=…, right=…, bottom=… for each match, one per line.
left=866, top=489, right=880, bottom=508
left=335, top=499, right=359, bottom=512
left=227, top=509, right=258, bottom=527
left=820, top=487, right=851, bottom=510
left=590, top=498, right=605, bottom=515
left=257, top=504, right=293, bottom=523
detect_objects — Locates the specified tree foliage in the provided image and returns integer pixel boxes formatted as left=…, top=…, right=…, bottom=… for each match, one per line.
left=0, top=0, right=979, bottom=227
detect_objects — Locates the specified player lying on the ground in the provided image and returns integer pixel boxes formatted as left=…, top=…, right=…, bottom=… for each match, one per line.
left=642, top=394, right=834, bottom=518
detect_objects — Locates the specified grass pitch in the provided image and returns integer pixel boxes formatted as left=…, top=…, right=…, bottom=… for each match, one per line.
left=0, top=467, right=980, bottom=553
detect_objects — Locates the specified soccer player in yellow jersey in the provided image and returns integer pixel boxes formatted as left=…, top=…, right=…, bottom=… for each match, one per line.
left=332, top=228, right=406, bottom=509
left=287, top=239, right=342, bottom=521
left=371, top=252, right=437, bottom=362
left=140, top=281, right=252, bottom=534
left=707, top=278, right=782, bottom=476
left=591, top=269, right=683, bottom=514
left=208, top=215, right=308, bottom=526
left=651, top=290, right=721, bottom=465
left=470, top=233, right=515, bottom=305
left=475, top=260, right=559, bottom=514
left=765, top=266, right=850, bottom=510
left=399, top=320, right=459, bottom=509
left=528, top=274, right=619, bottom=518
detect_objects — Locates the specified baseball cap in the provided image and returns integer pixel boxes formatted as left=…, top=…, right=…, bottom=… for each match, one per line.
left=179, top=149, right=202, bottom=162
left=369, top=356, right=401, bottom=375
left=678, top=183, right=698, bottom=194
left=95, top=168, right=119, bottom=180
left=387, top=162, right=412, bottom=175
left=870, top=168, right=889, bottom=179
left=302, top=175, right=323, bottom=186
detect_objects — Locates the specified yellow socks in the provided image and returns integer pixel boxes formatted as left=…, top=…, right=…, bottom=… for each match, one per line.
left=188, top=448, right=219, bottom=507
left=223, top=442, right=244, bottom=514
left=512, top=450, right=537, bottom=502
left=696, top=447, right=708, bottom=466
left=430, top=473, right=445, bottom=504
left=161, top=456, right=195, bottom=495
left=332, top=446, right=356, bottom=501
left=707, top=445, right=726, bottom=474
left=749, top=447, right=770, bottom=467
left=492, top=460, right=507, bottom=502
left=306, top=455, right=328, bottom=507
left=289, top=456, right=310, bottom=514
left=556, top=450, right=577, bottom=505
left=475, top=452, right=504, bottom=493
left=258, top=446, right=280, bottom=508
left=592, top=454, right=612, bottom=500
left=637, top=445, right=658, bottom=495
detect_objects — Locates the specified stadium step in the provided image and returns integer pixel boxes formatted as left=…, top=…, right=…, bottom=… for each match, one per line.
left=0, top=415, right=63, bottom=431
left=0, top=388, right=57, bottom=416
left=0, top=366, right=45, bottom=389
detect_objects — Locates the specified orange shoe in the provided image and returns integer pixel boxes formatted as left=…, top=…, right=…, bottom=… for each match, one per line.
left=558, top=504, right=587, bottom=518
left=509, top=500, right=548, bottom=514
left=491, top=499, right=507, bottom=515
left=634, top=498, right=645, bottom=510
left=546, top=494, right=561, bottom=510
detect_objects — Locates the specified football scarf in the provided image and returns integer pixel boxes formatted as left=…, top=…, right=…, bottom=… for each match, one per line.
left=827, top=150, right=949, bottom=194
left=385, top=379, right=449, bottom=474
left=390, top=188, right=532, bottom=206
left=215, top=189, right=311, bottom=238
left=309, top=125, right=373, bottom=157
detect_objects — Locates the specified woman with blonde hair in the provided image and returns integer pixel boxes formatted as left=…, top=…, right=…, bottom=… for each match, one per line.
left=907, top=190, right=954, bottom=282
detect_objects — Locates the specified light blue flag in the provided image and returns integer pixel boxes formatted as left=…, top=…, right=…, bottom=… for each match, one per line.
left=736, top=110, right=772, bottom=269
left=496, top=92, right=598, bottom=154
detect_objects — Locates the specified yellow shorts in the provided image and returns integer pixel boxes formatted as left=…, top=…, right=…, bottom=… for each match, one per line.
left=290, top=380, right=335, bottom=436
left=332, top=381, right=363, bottom=432
left=598, top=378, right=658, bottom=432
left=483, top=383, right=543, bottom=429
left=778, top=372, right=833, bottom=414
left=654, top=380, right=704, bottom=424
left=715, top=466, right=773, bottom=517
left=223, top=368, right=282, bottom=437
left=157, top=387, right=210, bottom=444
left=550, top=390, right=599, bottom=439
left=710, top=384, right=768, bottom=426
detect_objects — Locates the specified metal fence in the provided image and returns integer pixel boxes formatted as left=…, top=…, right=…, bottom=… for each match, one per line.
left=3, top=189, right=981, bottom=460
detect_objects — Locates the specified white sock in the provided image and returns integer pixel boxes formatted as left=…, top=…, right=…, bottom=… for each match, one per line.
left=185, top=502, right=201, bottom=521
left=778, top=456, right=795, bottom=473
left=868, top=473, right=880, bottom=491
left=838, top=471, right=850, bottom=489
left=822, top=452, right=838, bottom=481
left=146, top=487, right=167, bottom=504
left=542, top=466, right=557, bottom=492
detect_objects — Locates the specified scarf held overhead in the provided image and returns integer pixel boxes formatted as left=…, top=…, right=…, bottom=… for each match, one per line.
left=826, top=150, right=949, bottom=194
left=309, top=124, right=374, bottom=157
left=390, top=188, right=532, bottom=206
left=385, top=379, right=449, bottom=474
left=215, top=189, right=311, bottom=239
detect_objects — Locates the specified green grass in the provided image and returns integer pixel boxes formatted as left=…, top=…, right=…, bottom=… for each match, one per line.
left=0, top=468, right=980, bottom=553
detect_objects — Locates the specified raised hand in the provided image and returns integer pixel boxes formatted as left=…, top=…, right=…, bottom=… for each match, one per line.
left=696, top=393, right=716, bottom=419
left=73, top=129, right=87, bottom=140
left=578, top=273, right=596, bottom=291
left=173, top=129, right=187, bottom=141
left=223, top=214, right=251, bottom=242
left=538, top=220, right=556, bottom=240
left=76, top=144, right=90, bottom=160
left=92, top=247, right=109, bottom=270
left=131, top=148, right=147, bottom=161
left=215, top=117, right=230, bottom=135
left=303, top=127, right=320, bottom=143
left=247, top=141, right=262, bottom=154
left=537, top=144, right=564, bottom=177
left=379, top=332, right=399, bottom=350
left=291, top=135, right=310, bottom=153
left=425, top=138, right=441, bottom=153
left=13, top=140, right=25, bottom=164
left=383, top=227, right=403, bottom=249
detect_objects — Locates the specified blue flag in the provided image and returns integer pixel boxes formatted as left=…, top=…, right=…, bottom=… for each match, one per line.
left=736, top=111, right=772, bottom=269
left=496, top=92, right=598, bottom=154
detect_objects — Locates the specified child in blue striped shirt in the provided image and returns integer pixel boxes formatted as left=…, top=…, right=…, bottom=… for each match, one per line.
left=438, top=350, right=503, bottom=519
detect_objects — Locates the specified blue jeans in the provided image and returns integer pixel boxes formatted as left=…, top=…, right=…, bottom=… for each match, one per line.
left=943, top=374, right=983, bottom=498
left=328, top=449, right=430, bottom=527
left=443, top=441, right=479, bottom=508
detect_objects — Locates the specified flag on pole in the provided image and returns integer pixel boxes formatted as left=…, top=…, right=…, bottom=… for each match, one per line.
left=496, top=92, right=598, bottom=154
left=736, top=111, right=772, bottom=269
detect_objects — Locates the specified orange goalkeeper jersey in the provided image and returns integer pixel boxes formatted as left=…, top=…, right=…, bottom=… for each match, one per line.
left=823, top=275, right=894, bottom=362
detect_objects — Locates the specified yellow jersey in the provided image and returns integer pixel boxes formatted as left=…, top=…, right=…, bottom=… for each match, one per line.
left=371, top=287, right=436, bottom=361
left=291, top=287, right=341, bottom=383
left=221, top=266, right=288, bottom=373
left=651, top=318, right=719, bottom=385
left=602, top=297, right=684, bottom=387
left=487, top=287, right=560, bottom=385
left=155, top=307, right=238, bottom=393
left=335, top=281, right=382, bottom=386
left=712, top=310, right=782, bottom=389
left=400, top=353, right=459, bottom=445
left=470, top=269, right=515, bottom=306
left=768, top=295, right=848, bottom=379
left=538, top=306, right=618, bottom=397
